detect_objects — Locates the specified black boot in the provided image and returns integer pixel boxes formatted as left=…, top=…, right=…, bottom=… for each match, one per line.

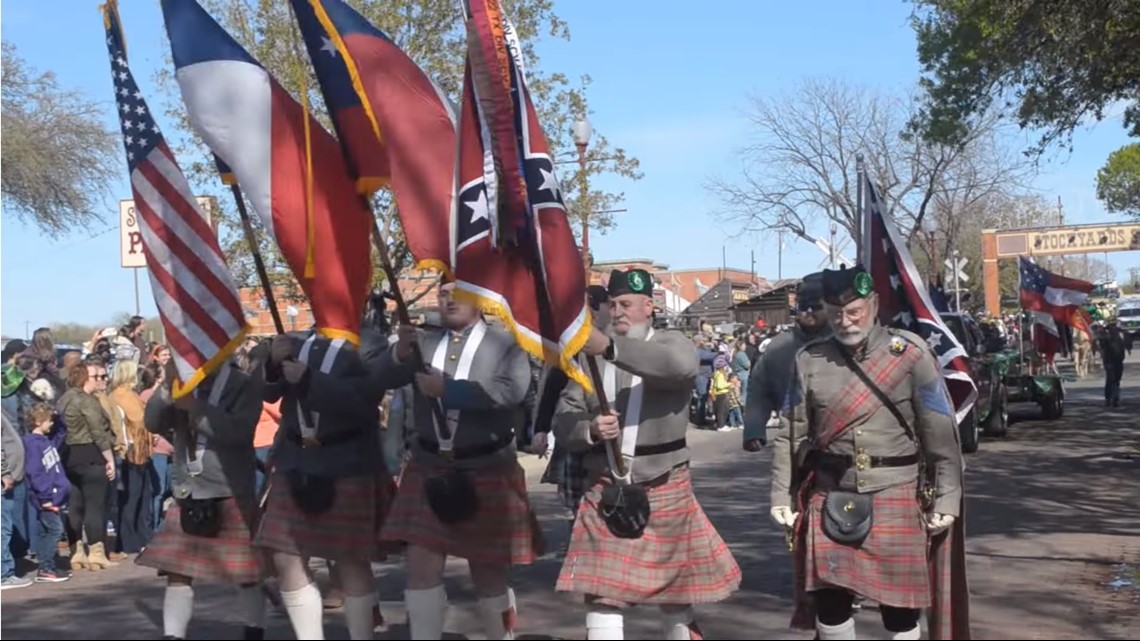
left=243, top=626, right=265, bottom=640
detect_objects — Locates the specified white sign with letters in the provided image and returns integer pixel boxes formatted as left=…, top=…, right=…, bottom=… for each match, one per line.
left=119, top=197, right=216, bottom=268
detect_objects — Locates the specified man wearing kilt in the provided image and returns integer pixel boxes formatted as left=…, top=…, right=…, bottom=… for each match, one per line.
left=254, top=328, right=395, bottom=640
left=376, top=280, right=542, bottom=640
left=770, top=264, right=966, bottom=640
left=554, top=268, right=742, bottom=640
left=532, top=285, right=612, bottom=550
left=137, top=360, right=269, bottom=641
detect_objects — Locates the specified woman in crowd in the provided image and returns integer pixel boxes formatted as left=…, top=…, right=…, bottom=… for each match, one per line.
left=59, top=362, right=118, bottom=571
left=109, top=359, right=155, bottom=554
left=139, top=364, right=173, bottom=531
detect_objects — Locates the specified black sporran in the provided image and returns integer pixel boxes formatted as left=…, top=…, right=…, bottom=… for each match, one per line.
left=821, top=490, right=873, bottom=544
left=424, top=469, right=479, bottom=524
left=177, top=497, right=224, bottom=538
left=598, top=483, right=651, bottom=539
left=286, top=471, right=337, bottom=515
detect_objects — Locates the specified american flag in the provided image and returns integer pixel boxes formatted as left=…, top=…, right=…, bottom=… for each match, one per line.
left=862, top=179, right=977, bottom=424
left=103, top=0, right=247, bottom=397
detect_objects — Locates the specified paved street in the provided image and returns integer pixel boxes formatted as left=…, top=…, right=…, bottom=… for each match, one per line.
left=3, top=356, right=1138, bottom=640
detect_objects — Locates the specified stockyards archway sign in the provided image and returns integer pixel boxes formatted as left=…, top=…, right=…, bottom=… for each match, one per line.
left=981, top=222, right=1140, bottom=315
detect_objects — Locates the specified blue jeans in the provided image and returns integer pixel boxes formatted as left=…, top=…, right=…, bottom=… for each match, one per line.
left=2, top=483, right=17, bottom=578
left=9, top=480, right=35, bottom=560
left=728, top=406, right=743, bottom=427
left=150, top=454, right=170, bottom=532
left=255, top=446, right=271, bottom=497
left=34, top=509, right=64, bottom=574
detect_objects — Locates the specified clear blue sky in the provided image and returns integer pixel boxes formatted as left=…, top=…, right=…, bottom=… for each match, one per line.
left=2, top=0, right=1135, bottom=337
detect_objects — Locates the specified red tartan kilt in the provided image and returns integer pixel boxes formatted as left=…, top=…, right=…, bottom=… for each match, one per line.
left=254, top=472, right=396, bottom=562
left=801, top=481, right=931, bottom=609
left=555, top=465, right=741, bottom=607
left=379, top=458, right=544, bottom=566
left=135, top=497, right=265, bottom=584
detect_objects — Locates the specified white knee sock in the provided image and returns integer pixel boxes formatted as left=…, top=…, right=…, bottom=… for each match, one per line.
left=163, top=584, right=195, bottom=639
left=238, top=585, right=267, bottom=629
left=343, top=593, right=377, bottom=640
left=891, top=625, right=921, bottom=640
left=817, top=618, right=857, bottom=640
left=477, top=588, right=517, bottom=640
left=659, top=605, right=697, bottom=640
left=281, top=582, right=325, bottom=640
left=586, top=609, right=624, bottom=640
left=405, top=585, right=448, bottom=640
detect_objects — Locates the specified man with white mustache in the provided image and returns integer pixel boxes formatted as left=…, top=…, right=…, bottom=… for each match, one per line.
left=769, top=264, right=965, bottom=640
left=554, top=268, right=741, bottom=640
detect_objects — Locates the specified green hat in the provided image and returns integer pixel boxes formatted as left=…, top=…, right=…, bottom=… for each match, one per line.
left=1, top=364, right=26, bottom=398
left=821, top=263, right=874, bottom=306
left=607, top=268, right=653, bottom=297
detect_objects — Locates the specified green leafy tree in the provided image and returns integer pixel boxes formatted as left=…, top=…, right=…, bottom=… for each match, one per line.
left=1096, top=143, right=1140, bottom=219
left=910, top=0, right=1140, bottom=155
left=1, top=42, right=121, bottom=237
left=154, top=0, right=640, bottom=302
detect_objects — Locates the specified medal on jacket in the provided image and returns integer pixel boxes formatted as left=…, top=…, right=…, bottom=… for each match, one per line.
left=889, top=336, right=907, bottom=356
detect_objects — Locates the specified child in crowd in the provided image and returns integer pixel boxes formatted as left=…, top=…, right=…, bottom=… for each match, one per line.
left=22, top=402, right=71, bottom=583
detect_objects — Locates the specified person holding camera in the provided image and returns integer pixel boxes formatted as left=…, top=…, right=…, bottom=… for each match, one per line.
left=553, top=268, right=741, bottom=640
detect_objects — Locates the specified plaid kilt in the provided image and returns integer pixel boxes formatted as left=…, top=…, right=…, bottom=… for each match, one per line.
left=795, top=480, right=931, bottom=620
left=556, top=466, right=741, bottom=607
left=135, top=497, right=264, bottom=584
left=254, top=472, right=395, bottom=562
left=541, top=443, right=589, bottom=510
left=380, top=458, right=544, bottom=565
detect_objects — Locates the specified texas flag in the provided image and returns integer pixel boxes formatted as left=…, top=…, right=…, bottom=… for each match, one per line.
left=162, top=0, right=373, bottom=343
left=289, top=0, right=456, bottom=276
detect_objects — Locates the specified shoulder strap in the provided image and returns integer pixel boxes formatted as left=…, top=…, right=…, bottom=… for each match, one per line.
left=835, top=341, right=920, bottom=447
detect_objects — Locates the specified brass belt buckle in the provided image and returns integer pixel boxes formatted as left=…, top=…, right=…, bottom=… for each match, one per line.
left=302, top=436, right=321, bottom=448
left=441, top=448, right=455, bottom=461
left=854, top=452, right=871, bottom=471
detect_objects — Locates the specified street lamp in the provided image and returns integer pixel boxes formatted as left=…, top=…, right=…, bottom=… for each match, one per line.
left=572, top=117, right=593, bottom=275
left=921, top=217, right=939, bottom=284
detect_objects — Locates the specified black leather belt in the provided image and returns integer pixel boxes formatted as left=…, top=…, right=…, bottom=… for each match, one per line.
left=633, top=438, right=687, bottom=457
left=814, top=452, right=919, bottom=469
left=418, top=437, right=511, bottom=460
left=590, top=438, right=687, bottom=457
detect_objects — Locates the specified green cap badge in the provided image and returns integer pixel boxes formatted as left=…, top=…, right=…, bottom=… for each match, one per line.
left=629, top=270, right=647, bottom=293
left=854, top=272, right=873, bottom=297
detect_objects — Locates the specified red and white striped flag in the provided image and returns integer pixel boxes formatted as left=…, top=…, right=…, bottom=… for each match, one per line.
left=103, top=1, right=247, bottom=397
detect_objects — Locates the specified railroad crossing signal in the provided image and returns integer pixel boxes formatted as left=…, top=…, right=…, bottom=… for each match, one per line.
left=945, top=254, right=969, bottom=284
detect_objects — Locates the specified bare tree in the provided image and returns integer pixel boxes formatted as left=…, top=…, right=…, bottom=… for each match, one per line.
left=2, top=42, right=120, bottom=237
left=706, top=77, right=1033, bottom=259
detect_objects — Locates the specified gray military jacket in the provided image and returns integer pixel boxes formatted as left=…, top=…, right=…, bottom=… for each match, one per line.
left=144, top=363, right=262, bottom=502
left=770, top=325, right=964, bottom=516
left=372, top=321, right=532, bottom=471
left=266, top=331, right=387, bottom=478
left=743, top=324, right=832, bottom=443
left=555, top=327, right=698, bottom=485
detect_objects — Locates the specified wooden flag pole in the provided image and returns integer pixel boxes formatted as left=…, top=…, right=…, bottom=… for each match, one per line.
left=584, top=354, right=628, bottom=479
left=226, top=183, right=285, bottom=335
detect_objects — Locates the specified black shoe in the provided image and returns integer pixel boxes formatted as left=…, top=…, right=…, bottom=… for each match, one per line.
left=243, top=627, right=265, bottom=640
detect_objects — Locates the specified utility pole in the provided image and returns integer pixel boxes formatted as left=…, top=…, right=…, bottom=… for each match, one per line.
left=777, top=230, right=784, bottom=280
left=1057, top=196, right=1066, bottom=276
left=750, top=249, right=756, bottom=292
left=829, top=222, right=838, bottom=269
